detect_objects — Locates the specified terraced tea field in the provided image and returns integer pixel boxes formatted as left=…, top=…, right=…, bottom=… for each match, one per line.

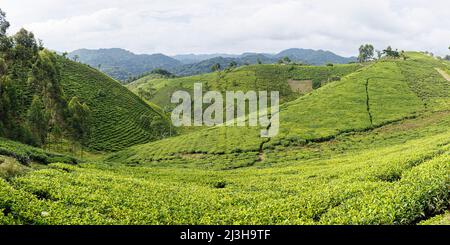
left=0, top=110, right=448, bottom=224
left=0, top=52, right=449, bottom=225
left=58, top=57, right=173, bottom=151
left=127, top=63, right=364, bottom=110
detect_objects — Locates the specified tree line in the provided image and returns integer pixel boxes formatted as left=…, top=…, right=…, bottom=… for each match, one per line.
left=0, top=9, right=90, bottom=153
left=358, top=44, right=450, bottom=63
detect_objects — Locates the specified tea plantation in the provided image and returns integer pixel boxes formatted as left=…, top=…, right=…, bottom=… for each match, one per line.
left=58, top=57, right=173, bottom=151
left=0, top=52, right=449, bottom=225
left=127, top=63, right=364, bottom=109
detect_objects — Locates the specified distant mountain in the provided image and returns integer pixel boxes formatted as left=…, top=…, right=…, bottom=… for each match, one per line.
left=169, top=54, right=277, bottom=76
left=68, top=48, right=182, bottom=82
left=274, top=48, right=356, bottom=65
left=68, top=48, right=356, bottom=82
left=169, top=49, right=356, bottom=76
left=172, top=53, right=240, bottom=64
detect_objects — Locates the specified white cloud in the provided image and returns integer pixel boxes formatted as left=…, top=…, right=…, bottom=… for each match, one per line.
left=1, top=0, right=449, bottom=56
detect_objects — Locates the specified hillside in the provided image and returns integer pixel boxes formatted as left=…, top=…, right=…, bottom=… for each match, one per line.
left=114, top=52, right=449, bottom=167
left=68, top=48, right=182, bottom=82
left=127, top=63, right=364, bottom=112
left=57, top=57, right=173, bottom=151
left=1, top=52, right=449, bottom=225
left=0, top=137, right=77, bottom=166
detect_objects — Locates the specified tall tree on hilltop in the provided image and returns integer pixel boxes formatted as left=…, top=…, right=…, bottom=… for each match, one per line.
left=211, top=63, right=221, bottom=72
left=358, top=44, right=374, bottom=63
left=0, top=8, right=9, bottom=36
left=383, top=46, right=400, bottom=59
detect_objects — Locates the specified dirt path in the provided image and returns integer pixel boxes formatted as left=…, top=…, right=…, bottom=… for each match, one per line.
left=435, top=68, right=450, bottom=81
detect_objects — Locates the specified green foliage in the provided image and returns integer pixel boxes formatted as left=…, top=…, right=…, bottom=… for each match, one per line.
left=120, top=53, right=449, bottom=167
left=27, top=96, right=50, bottom=146
left=127, top=63, right=363, bottom=113
left=278, top=56, right=292, bottom=64
left=358, top=44, right=374, bottom=62
left=0, top=115, right=448, bottom=224
left=68, top=96, right=91, bottom=143
left=397, top=52, right=450, bottom=110
left=0, top=8, right=9, bottom=36
left=57, top=57, right=172, bottom=151
left=383, top=46, right=401, bottom=59
left=0, top=156, right=28, bottom=180
left=210, top=63, right=221, bottom=72
left=0, top=27, right=71, bottom=147
left=0, top=137, right=76, bottom=165
left=0, top=51, right=448, bottom=225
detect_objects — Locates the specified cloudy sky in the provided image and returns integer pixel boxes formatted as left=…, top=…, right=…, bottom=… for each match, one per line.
left=2, top=0, right=449, bottom=56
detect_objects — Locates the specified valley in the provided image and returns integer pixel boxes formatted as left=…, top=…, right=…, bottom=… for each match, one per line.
left=1, top=46, right=449, bottom=224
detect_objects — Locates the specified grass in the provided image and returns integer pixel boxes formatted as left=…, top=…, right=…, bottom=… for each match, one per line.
left=58, top=57, right=174, bottom=151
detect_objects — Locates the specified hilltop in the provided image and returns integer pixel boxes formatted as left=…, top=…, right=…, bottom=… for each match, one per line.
left=114, top=52, right=449, bottom=167
left=127, top=63, right=364, bottom=112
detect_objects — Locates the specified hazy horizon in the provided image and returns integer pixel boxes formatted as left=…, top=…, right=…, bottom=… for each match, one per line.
left=66, top=47, right=359, bottom=58
left=2, top=0, right=449, bottom=57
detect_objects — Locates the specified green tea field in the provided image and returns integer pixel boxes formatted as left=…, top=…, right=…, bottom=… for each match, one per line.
left=1, top=52, right=449, bottom=225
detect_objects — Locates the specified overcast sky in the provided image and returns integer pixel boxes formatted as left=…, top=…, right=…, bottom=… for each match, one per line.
left=2, top=0, right=449, bottom=56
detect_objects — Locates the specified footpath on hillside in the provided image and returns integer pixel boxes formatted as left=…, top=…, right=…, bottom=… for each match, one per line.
left=435, top=68, right=450, bottom=81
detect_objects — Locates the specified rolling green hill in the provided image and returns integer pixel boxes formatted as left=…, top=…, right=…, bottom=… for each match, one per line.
left=112, top=52, right=449, bottom=167
left=2, top=105, right=448, bottom=225
left=1, top=52, right=449, bottom=225
left=57, top=57, right=173, bottom=151
left=127, top=63, right=364, bottom=112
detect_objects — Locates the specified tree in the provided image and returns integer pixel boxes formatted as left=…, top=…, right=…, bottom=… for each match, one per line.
left=257, top=58, right=262, bottom=64
left=446, top=46, right=450, bottom=60
left=0, top=8, right=10, bottom=36
left=0, top=57, right=6, bottom=75
left=228, top=61, right=237, bottom=69
left=73, top=55, right=79, bottom=62
left=68, top=96, right=91, bottom=156
left=138, top=86, right=156, bottom=101
left=282, top=56, right=291, bottom=64
left=139, top=114, right=152, bottom=130
left=150, top=116, right=167, bottom=137
left=211, top=63, right=221, bottom=72
left=27, top=96, right=50, bottom=146
left=150, top=68, right=174, bottom=77
left=376, top=50, right=383, bottom=60
left=383, top=46, right=400, bottom=59
left=358, top=44, right=374, bottom=63
left=278, top=56, right=292, bottom=64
